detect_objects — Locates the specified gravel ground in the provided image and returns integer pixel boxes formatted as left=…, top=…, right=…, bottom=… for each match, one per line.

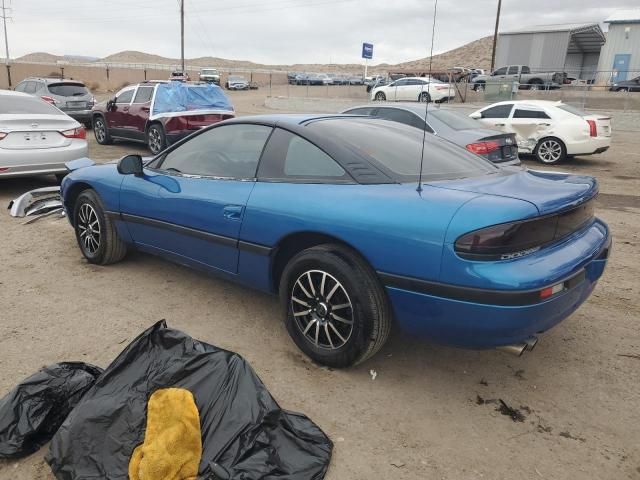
left=1, top=90, right=639, bottom=479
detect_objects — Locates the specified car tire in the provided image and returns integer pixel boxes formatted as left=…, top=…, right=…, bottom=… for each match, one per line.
left=74, top=189, right=127, bottom=265
left=374, top=92, right=386, bottom=101
left=279, top=244, right=392, bottom=368
left=474, top=83, right=485, bottom=92
left=147, top=123, right=167, bottom=155
left=535, top=137, right=566, bottom=164
left=618, top=87, right=629, bottom=93
left=419, top=91, right=431, bottom=103
left=93, top=115, right=112, bottom=145
left=528, top=79, right=544, bottom=91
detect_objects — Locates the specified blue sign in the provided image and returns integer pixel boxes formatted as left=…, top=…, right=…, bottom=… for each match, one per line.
left=362, top=43, right=374, bottom=60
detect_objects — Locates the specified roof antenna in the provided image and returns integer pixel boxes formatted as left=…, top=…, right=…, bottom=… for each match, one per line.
left=417, top=0, right=439, bottom=193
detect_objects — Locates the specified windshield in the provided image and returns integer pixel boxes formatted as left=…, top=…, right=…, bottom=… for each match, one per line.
left=229, top=76, right=246, bottom=81
left=309, top=118, right=497, bottom=182
left=557, top=104, right=589, bottom=117
left=428, top=109, right=484, bottom=130
left=47, top=83, right=89, bottom=97
left=2, top=96, right=65, bottom=115
left=202, top=69, right=218, bottom=75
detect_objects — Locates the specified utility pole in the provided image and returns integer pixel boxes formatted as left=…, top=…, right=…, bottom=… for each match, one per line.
left=1, top=0, right=11, bottom=86
left=490, top=0, right=502, bottom=72
left=180, top=0, right=185, bottom=73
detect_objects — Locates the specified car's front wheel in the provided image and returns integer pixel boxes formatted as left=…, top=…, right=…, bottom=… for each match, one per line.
left=147, top=124, right=167, bottom=155
left=93, top=115, right=112, bottom=145
left=535, top=137, right=566, bottom=164
left=374, top=91, right=386, bottom=101
left=419, top=91, right=431, bottom=102
left=280, top=244, right=392, bottom=368
left=74, top=190, right=127, bottom=265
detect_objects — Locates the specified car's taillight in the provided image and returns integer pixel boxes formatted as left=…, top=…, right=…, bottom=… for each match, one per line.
left=61, top=126, right=86, bottom=139
left=466, top=141, right=500, bottom=155
left=41, top=96, right=59, bottom=105
left=454, top=199, right=595, bottom=261
left=0, top=132, right=7, bottom=140
left=586, top=119, right=597, bottom=137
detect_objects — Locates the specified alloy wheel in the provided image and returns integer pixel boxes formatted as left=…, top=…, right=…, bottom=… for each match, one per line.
left=77, top=203, right=101, bottom=255
left=291, top=270, right=354, bottom=350
left=419, top=92, right=430, bottom=102
left=94, top=119, right=106, bottom=143
left=537, top=139, right=563, bottom=163
left=148, top=128, right=162, bottom=154
left=375, top=92, right=385, bottom=101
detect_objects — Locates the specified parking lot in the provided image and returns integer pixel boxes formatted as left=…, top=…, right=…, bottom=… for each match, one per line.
left=1, top=88, right=639, bottom=480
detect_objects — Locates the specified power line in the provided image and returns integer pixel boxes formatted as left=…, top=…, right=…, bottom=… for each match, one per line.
left=1, top=0, right=10, bottom=64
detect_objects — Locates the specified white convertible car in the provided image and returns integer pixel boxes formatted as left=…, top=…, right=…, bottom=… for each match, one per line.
left=470, top=100, right=611, bottom=164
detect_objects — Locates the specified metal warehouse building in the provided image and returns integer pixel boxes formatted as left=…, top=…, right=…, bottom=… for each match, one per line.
left=597, top=10, right=640, bottom=83
left=495, top=23, right=606, bottom=79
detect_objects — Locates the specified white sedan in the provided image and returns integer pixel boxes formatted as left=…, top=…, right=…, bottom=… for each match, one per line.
left=0, top=90, right=88, bottom=179
left=371, top=77, right=455, bottom=103
left=470, top=100, right=611, bottom=164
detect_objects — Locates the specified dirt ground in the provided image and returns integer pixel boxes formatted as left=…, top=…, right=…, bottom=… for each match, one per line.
left=1, top=90, right=639, bottom=480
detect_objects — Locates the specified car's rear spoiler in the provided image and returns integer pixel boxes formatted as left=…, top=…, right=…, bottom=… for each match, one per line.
left=65, top=157, right=95, bottom=171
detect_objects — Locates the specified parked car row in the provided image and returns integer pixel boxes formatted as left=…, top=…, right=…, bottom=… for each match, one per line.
left=287, top=72, right=364, bottom=85
left=370, top=77, right=456, bottom=103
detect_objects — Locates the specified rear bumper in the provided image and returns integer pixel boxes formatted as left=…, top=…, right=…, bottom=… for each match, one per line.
left=566, top=137, right=611, bottom=156
left=0, top=140, right=88, bottom=178
left=61, top=109, right=93, bottom=122
left=380, top=220, right=611, bottom=348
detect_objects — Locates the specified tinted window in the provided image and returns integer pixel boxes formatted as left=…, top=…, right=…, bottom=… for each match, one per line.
left=507, top=66, right=519, bottom=75
left=480, top=104, right=513, bottom=118
left=47, top=83, right=89, bottom=97
left=159, top=124, right=272, bottom=178
left=24, top=82, right=38, bottom=94
left=376, top=108, right=427, bottom=130
left=14, top=82, right=26, bottom=92
left=521, top=66, right=531, bottom=74
left=494, top=67, right=507, bottom=75
left=394, top=79, right=409, bottom=86
left=429, top=109, right=485, bottom=130
left=344, top=107, right=376, bottom=115
left=1, top=96, right=65, bottom=115
left=258, top=129, right=349, bottom=182
left=308, top=119, right=496, bottom=182
left=513, top=109, right=550, bottom=119
left=116, top=89, right=134, bottom=104
left=133, top=86, right=154, bottom=103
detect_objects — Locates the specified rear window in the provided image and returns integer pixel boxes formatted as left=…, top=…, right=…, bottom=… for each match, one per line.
left=308, top=118, right=497, bottom=182
left=557, top=104, right=589, bottom=117
left=46, top=83, right=89, bottom=97
left=1, top=96, right=64, bottom=115
left=429, top=109, right=484, bottom=130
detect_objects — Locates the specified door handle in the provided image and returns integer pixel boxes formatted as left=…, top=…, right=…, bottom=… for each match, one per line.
left=141, top=106, right=150, bottom=112
left=537, top=123, right=551, bottom=126
left=495, top=123, right=505, bottom=127
left=223, top=205, right=244, bottom=221
left=123, top=106, right=129, bottom=112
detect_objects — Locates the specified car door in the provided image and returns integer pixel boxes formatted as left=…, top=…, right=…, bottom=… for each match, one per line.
left=492, top=67, right=508, bottom=81
left=125, top=85, right=154, bottom=141
left=506, top=65, right=520, bottom=81
left=107, top=87, right=136, bottom=138
left=508, top=106, right=553, bottom=148
left=119, top=123, right=273, bottom=274
left=477, top=103, right=514, bottom=131
left=393, top=78, right=414, bottom=101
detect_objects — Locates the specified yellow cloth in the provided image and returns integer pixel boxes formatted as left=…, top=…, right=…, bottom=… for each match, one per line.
left=129, top=388, right=202, bottom=480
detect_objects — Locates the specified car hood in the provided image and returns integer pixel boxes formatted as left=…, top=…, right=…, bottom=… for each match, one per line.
left=427, top=169, right=597, bottom=215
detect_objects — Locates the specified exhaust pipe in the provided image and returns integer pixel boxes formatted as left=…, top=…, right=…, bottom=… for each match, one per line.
left=496, top=336, right=538, bottom=356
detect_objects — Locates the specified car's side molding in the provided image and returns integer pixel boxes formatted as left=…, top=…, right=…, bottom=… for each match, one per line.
left=377, top=270, right=586, bottom=307
left=105, top=212, right=273, bottom=255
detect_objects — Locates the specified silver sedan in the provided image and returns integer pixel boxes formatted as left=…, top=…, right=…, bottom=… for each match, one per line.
left=0, top=90, right=88, bottom=180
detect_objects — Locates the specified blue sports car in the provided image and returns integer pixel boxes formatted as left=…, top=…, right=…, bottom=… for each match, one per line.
left=60, top=114, right=610, bottom=367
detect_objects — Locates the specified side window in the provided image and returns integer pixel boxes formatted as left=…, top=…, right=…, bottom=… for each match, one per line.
left=521, top=66, right=531, bottom=74
left=14, top=82, right=26, bottom=92
left=494, top=67, right=507, bottom=75
left=513, top=109, right=551, bottom=119
left=376, top=108, right=428, bottom=131
left=257, top=128, right=350, bottom=183
left=24, top=82, right=37, bottom=94
left=133, top=86, right=154, bottom=103
left=480, top=104, right=513, bottom=118
left=115, top=89, right=134, bottom=104
left=394, top=79, right=409, bottom=86
left=507, top=66, right=519, bottom=75
left=345, top=107, right=376, bottom=116
left=159, top=124, right=272, bottom=178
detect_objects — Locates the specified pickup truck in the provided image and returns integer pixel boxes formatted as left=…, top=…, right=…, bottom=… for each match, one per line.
left=472, top=65, right=565, bottom=91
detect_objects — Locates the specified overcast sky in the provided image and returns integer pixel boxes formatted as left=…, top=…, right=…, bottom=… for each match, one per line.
left=4, top=0, right=639, bottom=65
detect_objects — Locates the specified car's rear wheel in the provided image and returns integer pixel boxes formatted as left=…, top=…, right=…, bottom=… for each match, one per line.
left=147, top=124, right=166, bottom=155
left=374, top=91, right=386, bottom=101
left=618, top=87, right=629, bottom=93
left=93, top=115, right=112, bottom=145
left=419, top=91, right=431, bottom=102
left=280, top=244, right=391, bottom=368
left=474, top=82, right=485, bottom=92
left=535, top=137, right=566, bottom=164
left=528, top=79, right=544, bottom=90
left=74, top=190, right=127, bottom=265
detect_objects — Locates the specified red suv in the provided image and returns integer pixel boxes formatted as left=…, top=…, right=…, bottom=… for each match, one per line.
left=91, top=81, right=235, bottom=154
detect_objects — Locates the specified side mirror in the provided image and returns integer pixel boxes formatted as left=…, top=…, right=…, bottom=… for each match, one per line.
left=117, top=154, right=143, bottom=176
left=469, top=112, right=482, bottom=120
left=106, top=99, right=115, bottom=110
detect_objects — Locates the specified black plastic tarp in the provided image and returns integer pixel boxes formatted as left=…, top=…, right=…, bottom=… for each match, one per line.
left=0, top=362, right=103, bottom=459
left=46, top=321, right=333, bottom=479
